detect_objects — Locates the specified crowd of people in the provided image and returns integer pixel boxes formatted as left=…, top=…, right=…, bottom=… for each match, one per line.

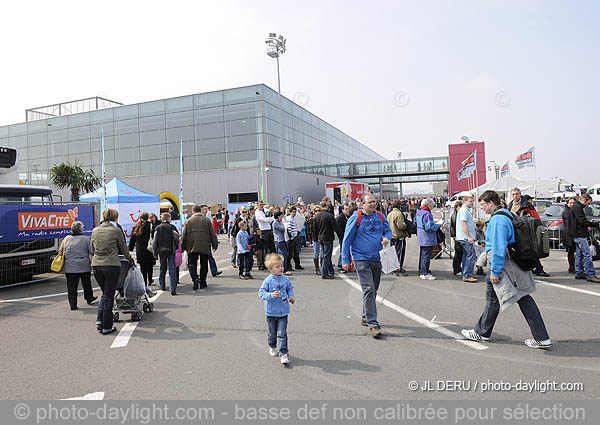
left=57, top=188, right=599, bottom=357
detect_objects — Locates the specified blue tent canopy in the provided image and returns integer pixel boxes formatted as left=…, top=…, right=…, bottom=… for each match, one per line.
left=80, top=178, right=159, bottom=204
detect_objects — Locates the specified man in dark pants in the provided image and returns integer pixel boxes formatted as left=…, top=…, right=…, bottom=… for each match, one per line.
left=387, top=199, right=408, bottom=276
left=201, top=205, right=222, bottom=277
left=313, top=201, right=343, bottom=279
left=181, top=204, right=219, bottom=290
left=255, top=201, right=276, bottom=253
left=335, top=203, right=350, bottom=272
left=462, top=190, right=552, bottom=349
left=450, top=201, right=464, bottom=275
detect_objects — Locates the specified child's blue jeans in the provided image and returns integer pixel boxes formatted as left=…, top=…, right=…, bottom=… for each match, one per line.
left=266, top=315, right=288, bottom=355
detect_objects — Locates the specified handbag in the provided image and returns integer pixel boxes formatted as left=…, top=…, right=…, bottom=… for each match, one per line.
left=51, top=238, right=67, bottom=272
left=146, top=234, right=154, bottom=253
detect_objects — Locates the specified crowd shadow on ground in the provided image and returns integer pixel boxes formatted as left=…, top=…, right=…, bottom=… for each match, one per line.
left=284, top=357, right=381, bottom=375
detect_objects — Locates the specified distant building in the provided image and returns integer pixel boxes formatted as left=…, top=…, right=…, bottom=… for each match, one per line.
left=0, top=84, right=385, bottom=203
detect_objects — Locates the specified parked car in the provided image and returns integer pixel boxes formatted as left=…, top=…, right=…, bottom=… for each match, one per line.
left=585, top=184, right=600, bottom=202
left=539, top=203, right=566, bottom=249
left=540, top=201, right=600, bottom=250
left=445, top=191, right=473, bottom=209
left=533, top=199, right=553, bottom=215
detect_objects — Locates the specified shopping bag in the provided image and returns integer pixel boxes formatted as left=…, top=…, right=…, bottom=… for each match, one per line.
left=146, top=234, right=154, bottom=253
left=123, top=265, right=146, bottom=297
left=379, top=246, right=400, bottom=274
left=181, top=250, right=188, bottom=271
left=50, top=239, right=67, bottom=272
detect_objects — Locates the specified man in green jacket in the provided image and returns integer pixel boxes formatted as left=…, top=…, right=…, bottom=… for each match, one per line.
left=387, top=200, right=408, bottom=276
left=181, top=204, right=219, bottom=290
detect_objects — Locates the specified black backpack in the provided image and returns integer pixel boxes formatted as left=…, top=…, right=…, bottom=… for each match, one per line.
left=493, top=210, right=549, bottom=271
left=404, top=213, right=417, bottom=237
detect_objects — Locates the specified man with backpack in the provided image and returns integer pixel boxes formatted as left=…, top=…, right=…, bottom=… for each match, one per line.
left=462, top=190, right=552, bottom=349
left=508, top=188, right=550, bottom=277
left=153, top=212, right=180, bottom=295
left=569, top=193, right=600, bottom=282
left=342, top=193, right=392, bottom=338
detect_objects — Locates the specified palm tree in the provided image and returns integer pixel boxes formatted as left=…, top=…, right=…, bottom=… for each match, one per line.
left=49, top=161, right=102, bottom=202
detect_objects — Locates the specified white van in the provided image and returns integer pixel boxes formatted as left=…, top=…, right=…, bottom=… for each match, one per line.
left=586, top=184, right=600, bottom=201
left=446, top=191, right=474, bottom=209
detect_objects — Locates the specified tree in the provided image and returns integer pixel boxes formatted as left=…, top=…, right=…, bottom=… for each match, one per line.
left=49, top=161, right=102, bottom=202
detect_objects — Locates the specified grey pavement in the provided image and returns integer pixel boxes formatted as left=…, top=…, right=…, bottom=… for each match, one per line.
left=1, top=234, right=600, bottom=400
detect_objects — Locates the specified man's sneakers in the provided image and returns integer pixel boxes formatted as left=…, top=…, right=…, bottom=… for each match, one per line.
left=369, top=326, right=382, bottom=338
left=420, top=274, right=436, bottom=280
left=524, top=339, right=552, bottom=349
left=284, top=271, right=293, bottom=276
left=213, top=270, right=223, bottom=277
left=239, top=275, right=248, bottom=280
left=269, top=347, right=278, bottom=357
left=461, top=329, right=491, bottom=342
left=587, top=276, right=600, bottom=283
left=462, top=276, right=478, bottom=283
left=280, top=353, right=290, bottom=364
left=575, top=274, right=587, bottom=280
left=535, top=270, right=550, bottom=277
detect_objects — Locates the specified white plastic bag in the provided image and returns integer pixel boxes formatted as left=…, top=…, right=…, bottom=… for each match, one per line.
left=181, top=250, right=189, bottom=271
left=124, top=265, right=146, bottom=297
left=379, top=245, right=400, bottom=274
left=146, top=234, right=154, bottom=253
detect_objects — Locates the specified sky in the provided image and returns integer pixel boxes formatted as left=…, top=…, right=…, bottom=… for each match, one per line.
left=0, top=0, right=598, bottom=187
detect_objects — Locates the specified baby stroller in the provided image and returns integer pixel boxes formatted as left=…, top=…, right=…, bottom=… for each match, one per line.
left=112, top=256, right=154, bottom=322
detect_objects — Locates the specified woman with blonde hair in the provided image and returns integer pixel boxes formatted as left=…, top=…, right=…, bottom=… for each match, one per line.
left=91, top=208, right=134, bottom=335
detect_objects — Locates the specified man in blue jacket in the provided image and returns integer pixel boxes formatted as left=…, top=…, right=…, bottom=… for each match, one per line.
left=462, top=190, right=551, bottom=349
left=342, top=193, right=392, bottom=338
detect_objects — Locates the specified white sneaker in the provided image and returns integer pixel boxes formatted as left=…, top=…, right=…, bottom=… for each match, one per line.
left=280, top=353, right=290, bottom=364
left=420, top=274, right=428, bottom=280
left=524, top=339, right=552, bottom=349
left=423, top=274, right=436, bottom=280
left=269, top=347, right=278, bottom=357
left=461, top=329, right=491, bottom=342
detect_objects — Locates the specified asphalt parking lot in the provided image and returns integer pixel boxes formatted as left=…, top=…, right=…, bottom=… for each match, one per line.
left=1, top=235, right=599, bottom=400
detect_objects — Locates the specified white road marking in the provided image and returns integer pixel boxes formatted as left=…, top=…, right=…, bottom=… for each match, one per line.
left=0, top=287, right=101, bottom=303
left=536, top=279, right=600, bottom=297
left=60, top=392, right=105, bottom=400
left=110, top=271, right=188, bottom=349
left=431, top=315, right=458, bottom=325
left=340, top=274, right=488, bottom=350
left=111, top=322, right=138, bottom=348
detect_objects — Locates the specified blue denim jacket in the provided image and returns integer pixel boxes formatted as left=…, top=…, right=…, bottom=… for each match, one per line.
left=258, top=274, right=295, bottom=317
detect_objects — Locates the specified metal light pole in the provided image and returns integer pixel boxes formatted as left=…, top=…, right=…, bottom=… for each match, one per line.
left=265, top=33, right=287, bottom=204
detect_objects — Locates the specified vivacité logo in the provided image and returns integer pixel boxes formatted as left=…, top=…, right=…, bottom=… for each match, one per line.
left=18, top=208, right=79, bottom=231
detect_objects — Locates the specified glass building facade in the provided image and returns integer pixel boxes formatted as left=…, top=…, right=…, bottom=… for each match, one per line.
left=0, top=84, right=385, bottom=185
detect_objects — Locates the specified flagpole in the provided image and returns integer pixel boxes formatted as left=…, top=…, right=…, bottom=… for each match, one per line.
left=179, top=137, right=185, bottom=228
left=101, top=123, right=106, bottom=213
left=533, top=145, right=537, bottom=199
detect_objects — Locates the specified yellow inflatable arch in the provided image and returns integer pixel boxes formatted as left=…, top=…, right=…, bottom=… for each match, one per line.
left=159, top=192, right=180, bottom=214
